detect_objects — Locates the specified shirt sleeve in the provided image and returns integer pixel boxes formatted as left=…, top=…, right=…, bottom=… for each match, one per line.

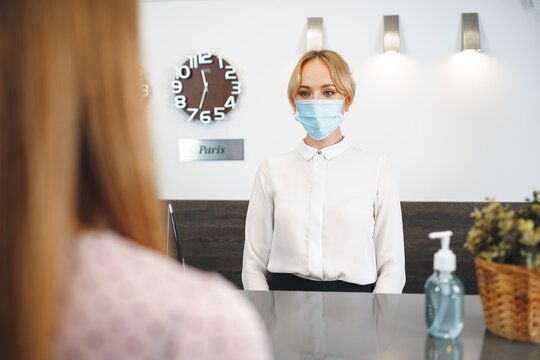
left=242, top=160, right=274, bottom=290
left=372, top=156, right=406, bottom=294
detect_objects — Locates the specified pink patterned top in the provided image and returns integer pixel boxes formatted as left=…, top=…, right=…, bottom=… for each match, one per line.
left=54, top=230, right=272, bottom=360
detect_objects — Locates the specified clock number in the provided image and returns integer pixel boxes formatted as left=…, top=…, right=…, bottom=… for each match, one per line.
left=217, top=56, right=224, bottom=69
left=224, top=96, right=236, bottom=109
left=214, top=107, right=225, bottom=121
left=141, top=84, right=149, bottom=97
left=174, top=95, right=186, bottom=109
left=198, top=50, right=212, bottom=64
left=225, top=65, right=237, bottom=80
left=189, top=55, right=198, bottom=69
left=140, top=69, right=149, bottom=97
left=187, top=108, right=199, bottom=121
left=171, top=80, right=183, bottom=94
left=231, top=81, right=241, bottom=95
left=175, top=65, right=191, bottom=80
left=199, top=110, right=212, bottom=124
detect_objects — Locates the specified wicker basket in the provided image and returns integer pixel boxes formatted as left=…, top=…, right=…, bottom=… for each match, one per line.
left=475, top=257, right=540, bottom=343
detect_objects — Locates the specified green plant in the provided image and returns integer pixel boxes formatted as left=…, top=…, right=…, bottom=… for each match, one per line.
left=465, top=190, right=540, bottom=270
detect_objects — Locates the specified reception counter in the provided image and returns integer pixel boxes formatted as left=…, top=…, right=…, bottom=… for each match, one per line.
left=243, top=291, right=539, bottom=360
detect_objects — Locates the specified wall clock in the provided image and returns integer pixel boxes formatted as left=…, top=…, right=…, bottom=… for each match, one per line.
left=171, top=50, right=241, bottom=124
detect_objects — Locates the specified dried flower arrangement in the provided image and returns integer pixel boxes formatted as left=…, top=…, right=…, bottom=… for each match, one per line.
left=464, top=191, right=540, bottom=343
left=465, top=191, right=540, bottom=270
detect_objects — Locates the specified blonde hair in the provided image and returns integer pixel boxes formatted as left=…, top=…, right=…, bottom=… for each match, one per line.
left=287, top=50, right=356, bottom=112
left=0, top=1, right=164, bottom=359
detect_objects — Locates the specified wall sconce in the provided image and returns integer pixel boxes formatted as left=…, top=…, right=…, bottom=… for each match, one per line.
left=307, top=17, right=323, bottom=51
left=383, top=15, right=400, bottom=53
left=461, top=13, right=481, bottom=52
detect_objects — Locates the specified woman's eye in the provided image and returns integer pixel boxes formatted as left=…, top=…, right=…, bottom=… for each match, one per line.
left=323, top=90, right=335, bottom=96
left=299, top=91, right=310, bottom=96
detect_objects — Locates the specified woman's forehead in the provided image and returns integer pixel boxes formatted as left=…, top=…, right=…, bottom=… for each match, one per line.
left=301, top=59, right=334, bottom=86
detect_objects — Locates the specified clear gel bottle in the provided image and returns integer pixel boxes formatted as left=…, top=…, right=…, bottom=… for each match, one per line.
left=425, top=231, right=464, bottom=339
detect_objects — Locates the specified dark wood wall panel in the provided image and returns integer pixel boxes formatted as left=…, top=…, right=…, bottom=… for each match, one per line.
left=166, top=201, right=247, bottom=289
left=401, top=202, right=480, bottom=294
left=165, top=200, right=520, bottom=294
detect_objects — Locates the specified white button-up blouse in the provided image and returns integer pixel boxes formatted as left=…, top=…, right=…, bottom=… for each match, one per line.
left=242, top=138, right=406, bottom=293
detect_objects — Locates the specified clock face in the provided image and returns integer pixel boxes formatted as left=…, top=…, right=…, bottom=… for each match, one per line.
left=171, top=50, right=241, bottom=124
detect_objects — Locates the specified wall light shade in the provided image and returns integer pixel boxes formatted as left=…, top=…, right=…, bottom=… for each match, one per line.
left=383, top=15, right=400, bottom=53
left=307, top=17, right=323, bottom=51
left=461, top=13, right=481, bottom=51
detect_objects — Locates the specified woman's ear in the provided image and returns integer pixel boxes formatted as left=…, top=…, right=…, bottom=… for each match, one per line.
left=344, top=96, right=351, bottom=112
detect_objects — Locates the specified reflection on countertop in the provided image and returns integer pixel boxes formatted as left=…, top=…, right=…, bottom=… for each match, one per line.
left=244, top=291, right=540, bottom=360
left=245, top=291, right=399, bottom=360
left=243, top=291, right=494, bottom=360
left=425, top=335, right=463, bottom=360
left=479, top=330, right=540, bottom=360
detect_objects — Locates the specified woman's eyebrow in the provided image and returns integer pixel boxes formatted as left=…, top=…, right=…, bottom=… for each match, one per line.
left=299, top=84, right=336, bottom=90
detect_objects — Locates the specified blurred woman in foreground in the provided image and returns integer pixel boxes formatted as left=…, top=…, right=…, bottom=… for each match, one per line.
left=0, top=1, right=271, bottom=359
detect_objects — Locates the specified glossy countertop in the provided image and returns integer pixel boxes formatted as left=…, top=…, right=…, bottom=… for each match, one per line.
left=243, top=291, right=539, bottom=360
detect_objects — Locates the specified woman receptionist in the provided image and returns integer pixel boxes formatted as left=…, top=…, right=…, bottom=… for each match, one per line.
left=242, top=50, right=405, bottom=293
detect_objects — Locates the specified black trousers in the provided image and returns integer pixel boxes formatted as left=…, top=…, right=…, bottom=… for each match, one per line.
left=268, top=272, right=375, bottom=292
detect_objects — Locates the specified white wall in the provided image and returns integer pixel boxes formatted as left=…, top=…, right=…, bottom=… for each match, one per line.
left=139, top=0, right=540, bottom=202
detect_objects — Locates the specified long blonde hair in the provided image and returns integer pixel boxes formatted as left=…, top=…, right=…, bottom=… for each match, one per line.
left=0, top=1, right=165, bottom=359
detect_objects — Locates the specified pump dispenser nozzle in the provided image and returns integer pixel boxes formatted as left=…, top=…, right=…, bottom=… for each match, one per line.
left=429, top=231, right=456, bottom=272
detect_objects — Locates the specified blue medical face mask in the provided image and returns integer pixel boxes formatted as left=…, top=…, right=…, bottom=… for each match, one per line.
left=294, top=100, right=344, bottom=140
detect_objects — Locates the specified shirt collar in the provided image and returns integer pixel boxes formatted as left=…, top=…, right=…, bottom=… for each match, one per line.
left=298, top=137, right=350, bottom=160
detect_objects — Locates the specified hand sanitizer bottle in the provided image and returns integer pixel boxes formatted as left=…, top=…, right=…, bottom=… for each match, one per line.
left=425, top=231, right=464, bottom=339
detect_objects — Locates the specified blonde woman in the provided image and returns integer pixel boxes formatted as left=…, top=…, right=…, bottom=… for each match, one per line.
left=242, top=50, right=405, bottom=293
left=0, top=1, right=270, bottom=359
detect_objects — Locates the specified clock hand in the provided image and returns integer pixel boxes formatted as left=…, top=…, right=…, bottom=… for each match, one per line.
left=199, top=87, right=208, bottom=109
left=201, top=70, right=208, bottom=88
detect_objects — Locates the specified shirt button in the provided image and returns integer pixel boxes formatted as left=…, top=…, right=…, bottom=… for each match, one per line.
left=317, top=151, right=322, bottom=155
